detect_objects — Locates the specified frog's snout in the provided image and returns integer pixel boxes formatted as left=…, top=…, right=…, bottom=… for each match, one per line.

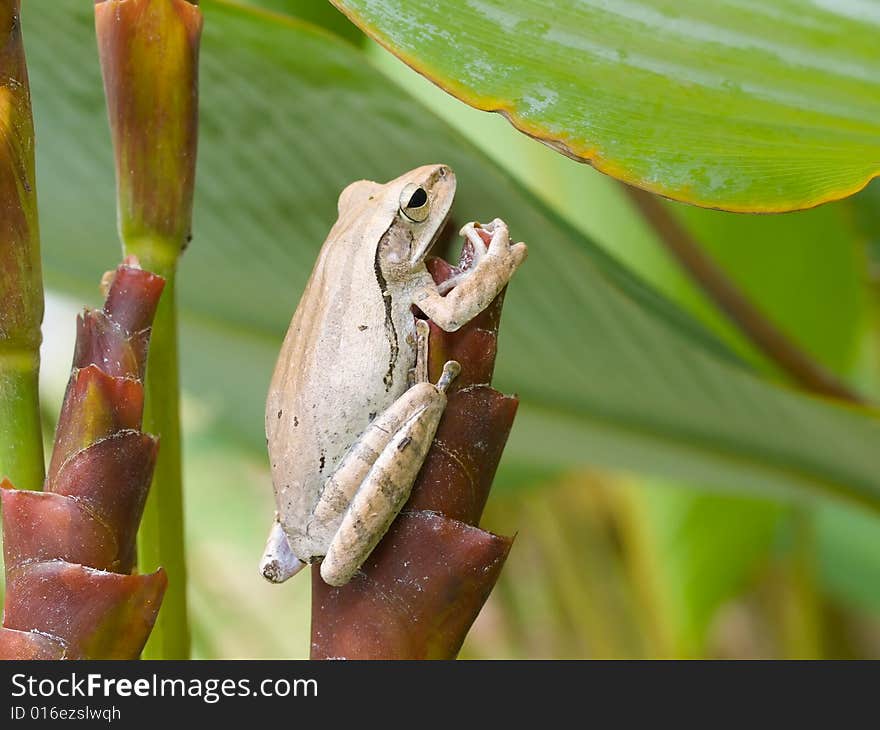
left=427, top=163, right=454, bottom=189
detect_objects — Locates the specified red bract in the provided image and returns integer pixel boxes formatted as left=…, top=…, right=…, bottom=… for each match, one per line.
left=311, top=230, right=517, bottom=660
left=0, top=259, right=166, bottom=659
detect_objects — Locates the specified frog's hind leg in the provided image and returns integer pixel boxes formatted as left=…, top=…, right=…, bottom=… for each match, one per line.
left=315, top=359, right=460, bottom=586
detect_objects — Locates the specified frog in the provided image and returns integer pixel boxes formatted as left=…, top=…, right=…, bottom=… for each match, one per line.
left=260, top=164, right=527, bottom=587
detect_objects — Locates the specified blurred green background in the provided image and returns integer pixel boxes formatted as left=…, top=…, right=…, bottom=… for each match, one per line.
left=5, top=0, right=880, bottom=658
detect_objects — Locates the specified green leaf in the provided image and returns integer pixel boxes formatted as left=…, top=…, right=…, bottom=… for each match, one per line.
left=23, top=1, right=880, bottom=517
left=331, top=0, right=880, bottom=212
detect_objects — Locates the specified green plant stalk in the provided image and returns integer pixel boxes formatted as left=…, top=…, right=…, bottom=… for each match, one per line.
left=1, top=0, right=44, bottom=490
left=0, top=350, right=43, bottom=489
left=133, top=261, right=189, bottom=660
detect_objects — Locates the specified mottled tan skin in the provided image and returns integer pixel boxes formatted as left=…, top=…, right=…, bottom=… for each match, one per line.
left=263, top=164, right=526, bottom=586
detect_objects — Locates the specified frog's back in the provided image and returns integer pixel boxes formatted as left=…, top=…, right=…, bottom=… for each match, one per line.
left=266, top=223, right=407, bottom=561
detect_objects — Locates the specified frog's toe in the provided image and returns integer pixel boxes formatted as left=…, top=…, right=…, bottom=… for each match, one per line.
left=260, top=517, right=306, bottom=584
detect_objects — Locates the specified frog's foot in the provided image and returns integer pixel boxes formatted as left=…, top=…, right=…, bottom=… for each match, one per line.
left=260, top=514, right=306, bottom=584
left=458, top=218, right=527, bottom=290
left=436, top=359, right=460, bottom=391
left=463, top=218, right=524, bottom=264
left=436, top=219, right=518, bottom=295
left=413, top=218, right=526, bottom=332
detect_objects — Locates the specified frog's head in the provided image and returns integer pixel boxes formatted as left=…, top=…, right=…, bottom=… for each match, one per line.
left=337, top=164, right=456, bottom=280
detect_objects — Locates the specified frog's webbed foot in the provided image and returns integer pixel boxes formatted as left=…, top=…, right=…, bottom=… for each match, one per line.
left=260, top=513, right=306, bottom=584
left=435, top=220, right=493, bottom=295
left=313, top=360, right=460, bottom=586
left=414, top=218, right=527, bottom=332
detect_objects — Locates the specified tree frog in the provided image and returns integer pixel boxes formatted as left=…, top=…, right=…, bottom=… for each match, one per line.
left=260, top=164, right=527, bottom=587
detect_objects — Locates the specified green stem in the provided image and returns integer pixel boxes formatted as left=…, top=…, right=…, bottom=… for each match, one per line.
left=0, top=347, right=44, bottom=489
left=135, top=267, right=190, bottom=659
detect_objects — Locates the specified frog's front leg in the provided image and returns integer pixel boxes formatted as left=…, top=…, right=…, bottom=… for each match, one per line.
left=316, top=359, right=460, bottom=586
left=413, top=218, right=527, bottom=332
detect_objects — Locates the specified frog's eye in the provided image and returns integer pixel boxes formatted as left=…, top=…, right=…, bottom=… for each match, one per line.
left=399, top=184, right=430, bottom=223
